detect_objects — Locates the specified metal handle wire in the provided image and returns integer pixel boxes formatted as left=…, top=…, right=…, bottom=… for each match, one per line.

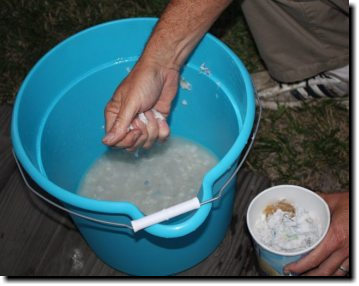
left=13, top=150, right=133, bottom=230
left=200, top=89, right=262, bottom=206
left=13, top=89, right=261, bottom=231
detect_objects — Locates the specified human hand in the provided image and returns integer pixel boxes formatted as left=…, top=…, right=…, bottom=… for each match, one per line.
left=284, top=192, right=349, bottom=276
left=102, top=58, right=179, bottom=150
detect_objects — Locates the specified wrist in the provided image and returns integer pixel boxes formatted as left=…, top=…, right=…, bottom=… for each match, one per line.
left=141, top=17, right=198, bottom=71
left=139, top=46, right=182, bottom=73
left=140, top=40, right=182, bottom=72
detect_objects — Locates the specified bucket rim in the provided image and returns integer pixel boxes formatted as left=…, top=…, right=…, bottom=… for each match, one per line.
left=11, top=17, right=255, bottom=237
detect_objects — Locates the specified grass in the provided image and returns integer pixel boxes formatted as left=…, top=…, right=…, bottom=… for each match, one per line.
left=0, top=0, right=349, bottom=193
left=246, top=100, right=349, bottom=193
left=0, top=0, right=262, bottom=104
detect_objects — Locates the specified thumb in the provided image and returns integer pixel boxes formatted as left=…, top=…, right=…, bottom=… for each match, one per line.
left=103, top=99, right=139, bottom=145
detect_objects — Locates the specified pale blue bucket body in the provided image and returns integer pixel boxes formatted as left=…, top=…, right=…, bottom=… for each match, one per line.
left=11, top=18, right=255, bottom=275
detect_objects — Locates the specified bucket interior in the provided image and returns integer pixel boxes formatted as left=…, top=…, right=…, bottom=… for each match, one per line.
left=13, top=18, right=253, bottom=214
left=39, top=61, right=240, bottom=195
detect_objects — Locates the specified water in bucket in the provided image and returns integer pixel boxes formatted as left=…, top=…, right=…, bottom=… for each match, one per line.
left=78, top=137, right=218, bottom=214
left=12, top=19, right=256, bottom=275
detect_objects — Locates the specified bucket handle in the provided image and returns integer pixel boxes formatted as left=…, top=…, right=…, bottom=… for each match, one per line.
left=13, top=90, right=261, bottom=233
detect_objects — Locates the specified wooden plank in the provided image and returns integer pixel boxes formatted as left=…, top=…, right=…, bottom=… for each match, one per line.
left=0, top=105, right=16, bottom=191
left=33, top=219, right=124, bottom=276
left=0, top=171, right=69, bottom=275
left=31, top=197, right=125, bottom=276
left=0, top=137, right=16, bottom=190
left=0, top=104, right=12, bottom=137
left=0, top=168, right=125, bottom=276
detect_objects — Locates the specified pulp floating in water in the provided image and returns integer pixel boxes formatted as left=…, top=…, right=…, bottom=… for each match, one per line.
left=78, top=137, right=218, bottom=214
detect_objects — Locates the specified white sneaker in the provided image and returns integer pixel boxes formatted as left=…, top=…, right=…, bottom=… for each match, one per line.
left=252, top=65, right=349, bottom=110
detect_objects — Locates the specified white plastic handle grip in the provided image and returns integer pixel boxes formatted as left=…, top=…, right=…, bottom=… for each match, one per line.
left=131, top=197, right=201, bottom=232
left=13, top=90, right=261, bottom=233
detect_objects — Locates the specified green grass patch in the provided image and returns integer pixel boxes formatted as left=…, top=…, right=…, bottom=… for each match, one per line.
left=247, top=100, right=349, bottom=193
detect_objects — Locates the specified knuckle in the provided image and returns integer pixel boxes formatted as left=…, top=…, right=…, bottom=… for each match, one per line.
left=114, top=136, right=135, bottom=149
left=142, top=127, right=149, bottom=137
left=134, top=136, right=146, bottom=148
left=134, top=118, right=146, bottom=132
left=131, top=135, right=140, bottom=146
left=147, top=126, right=158, bottom=141
left=105, top=100, right=119, bottom=113
left=143, top=138, right=155, bottom=149
left=159, top=127, right=170, bottom=140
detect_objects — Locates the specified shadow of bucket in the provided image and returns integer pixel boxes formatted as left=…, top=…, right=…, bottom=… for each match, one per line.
left=11, top=18, right=256, bottom=275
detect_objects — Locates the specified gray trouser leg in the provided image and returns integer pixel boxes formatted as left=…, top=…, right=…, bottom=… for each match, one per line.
left=241, top=0, right=349, bottom=82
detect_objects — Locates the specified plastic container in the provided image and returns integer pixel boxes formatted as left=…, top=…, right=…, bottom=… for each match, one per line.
left=11, top=18, right=256, bottom=275
left=247, top=185, right=330, bottom=276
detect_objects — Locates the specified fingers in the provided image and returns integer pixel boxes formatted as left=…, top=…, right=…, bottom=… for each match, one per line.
left=103, top=96, right=139, bottom=145
left=333, top=257, right=350, bottom=276
left=303, top=248, right=349, bottom=276
left=105, top=109, right=169, bottom=151
left=284, top=227, right=338, bottom=275
left=157, top=117, right=170, bottom=142
left=317, top=192, right=338, bottom=212
left=103, top=59, right=179, bottom=149
left=127, top=109, right=170, bottom=152
left=112, top=129, right=142, bottom=149
left=143, top=110, right=159, bottom=149
left=128, top=110, right=169, bottom=150
left=149, top=70, right=176, bottom=142
left=127, top=117, right=149, bottom=151
left=104, top=99, right=120, bottom=133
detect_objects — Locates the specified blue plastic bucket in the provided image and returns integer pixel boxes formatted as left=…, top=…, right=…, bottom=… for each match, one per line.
left=11, top=18, right=255, bottom=275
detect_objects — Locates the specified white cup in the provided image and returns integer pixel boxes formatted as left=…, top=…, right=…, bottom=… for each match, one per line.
left=246, top=185, right=330, bottom=276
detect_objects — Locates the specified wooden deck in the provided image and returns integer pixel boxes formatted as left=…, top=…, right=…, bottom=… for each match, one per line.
left=0, top=105, right=271, bottom=276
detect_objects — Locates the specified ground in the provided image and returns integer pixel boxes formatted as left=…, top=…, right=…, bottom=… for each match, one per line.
left=0, top=0, right=349, bottom=193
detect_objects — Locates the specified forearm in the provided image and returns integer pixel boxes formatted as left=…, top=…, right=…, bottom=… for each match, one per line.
left=141, top=0, right=232, bottom=70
